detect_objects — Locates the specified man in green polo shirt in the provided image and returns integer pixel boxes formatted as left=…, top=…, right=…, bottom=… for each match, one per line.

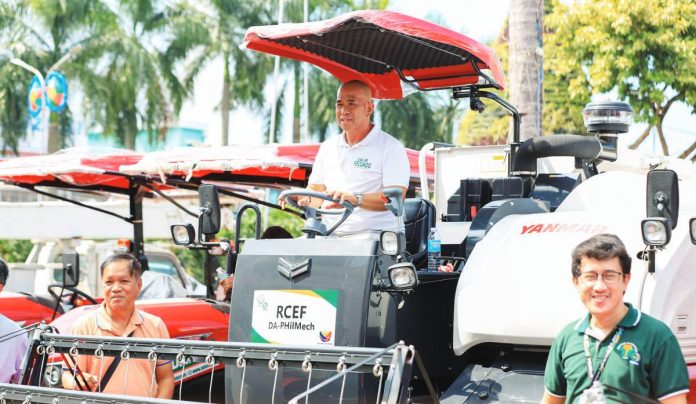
left=542, top=234, right=689, bottom=404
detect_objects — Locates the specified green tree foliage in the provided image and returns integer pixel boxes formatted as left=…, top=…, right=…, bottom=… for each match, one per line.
left=543, top=2, right=587, bottom=136
left=1, top=0, right=183, bottom=151
left=456, top=100, right=509, bottom=146
left=0, top=239, right=34, bottom=263
left=163, top=0, right=276, bottom=146
left=0, top=0, right=115, bottom=152
left=170, top=245, right=208, bottom=283
left=76, top=0, right=187, bottom=149
left=0, top=3, right=30, bottom=154
left=458, top=3, right=588, bottom=147
left=308, top=70, right=340, bottom=142
left=547, top=0, right=696, bottom=158
left=266, top=0, right=369, bottom=144
left=0, top=62, right=29, bottom=154
left=456, top=27, right=511, bottom=146
left=378, top=92, right=454, bottom=149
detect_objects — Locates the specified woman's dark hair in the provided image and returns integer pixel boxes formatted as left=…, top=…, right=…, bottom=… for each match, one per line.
left=100, top=253, right=142, bottom=279
left=0, top=258, right=8, bottom=286
left=571, top=233, right=631, bottom=277
left=261, top=226, right=292, bottom=239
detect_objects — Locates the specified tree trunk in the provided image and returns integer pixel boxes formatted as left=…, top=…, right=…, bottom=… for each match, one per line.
left=629, top=124, right=653, bottom=149
left=292, top=64, right=301, bottom=143
left=124, top=128, right=136, bottom=150
left=124, top=131, right=136, bottom=150
left=655, top=123, right=669, bottom=156
left=508, top=0, right=544, bottom=141
left=220, top=54, right=231, bottom=146
left=124, top=110, right=137, bottom=150
left=47, top=121, right=61, bottom=153
left=679, top=140, right=696, bottom=160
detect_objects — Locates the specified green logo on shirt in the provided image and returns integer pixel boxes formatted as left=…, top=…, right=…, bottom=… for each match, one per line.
left=617, top=342, right=641, bottom=365
left=353, top=157, right=371, bottom=169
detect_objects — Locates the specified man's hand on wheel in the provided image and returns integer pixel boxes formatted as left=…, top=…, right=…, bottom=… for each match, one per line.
left=325, top=190, right=357, bottom=209
left=279, top=194, right=312, bottom=209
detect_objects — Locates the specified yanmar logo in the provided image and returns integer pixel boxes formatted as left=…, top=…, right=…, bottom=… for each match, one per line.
left=520, top=223, right=608, bottom=235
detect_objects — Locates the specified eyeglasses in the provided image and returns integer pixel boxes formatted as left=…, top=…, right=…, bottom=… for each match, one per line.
left=577, top=271, right=624, bottom=285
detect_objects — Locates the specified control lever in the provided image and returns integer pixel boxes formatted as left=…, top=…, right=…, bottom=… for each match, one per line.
left=382, top=187, right=405, bottom=230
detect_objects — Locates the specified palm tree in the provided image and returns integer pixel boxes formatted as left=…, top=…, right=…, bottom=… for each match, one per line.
left=377, top=93, right=444, bottom=150
left=508, top=0, right=543, bottom=141
left=308, top=70, right=340, bottom=142
left=274, top=0, right=354, bottom=143
left=75, top=0, right=188, bottom=150
left=0, top=3, right=29, bottom=154
left=1, top=0, right=115, bottom=153
left=0, top=0, right=179, bottom=152
left=163, top=0, right=274, bottom=146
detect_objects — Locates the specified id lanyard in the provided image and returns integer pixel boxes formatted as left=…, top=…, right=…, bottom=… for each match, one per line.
left=583, top=326, right=624, bottom=382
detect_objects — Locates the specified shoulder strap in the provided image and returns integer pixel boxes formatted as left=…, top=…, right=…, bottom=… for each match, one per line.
left=98, top=330, right=135, bottom=391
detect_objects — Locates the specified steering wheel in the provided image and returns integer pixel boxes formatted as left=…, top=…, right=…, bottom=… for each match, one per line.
left=48, top=284, right=98, bottom=308
left=279, top=189, right=355, bottom=237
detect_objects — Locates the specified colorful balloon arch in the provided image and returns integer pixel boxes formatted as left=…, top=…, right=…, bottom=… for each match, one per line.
left=45, top=71, right=68, bottom=113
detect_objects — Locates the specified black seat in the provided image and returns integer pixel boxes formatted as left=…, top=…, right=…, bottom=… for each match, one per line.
left=403, top=198, right=436, bottom=269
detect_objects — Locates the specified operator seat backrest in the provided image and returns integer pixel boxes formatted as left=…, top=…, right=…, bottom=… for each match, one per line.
left=403, top=198, right=436, bottom=269
left=491, top=177, right=529, bottom=201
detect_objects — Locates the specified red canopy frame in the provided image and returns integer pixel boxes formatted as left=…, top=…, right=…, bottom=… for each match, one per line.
left=0, top=148, right=147, bottom=192
left=243, top=10, right=506, bottom=99
left=118, top=143, right=433, bottom=189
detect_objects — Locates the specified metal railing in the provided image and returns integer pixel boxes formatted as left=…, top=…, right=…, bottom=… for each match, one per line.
left=0, top=383, right=199, bottom=404
left=17, top=327, right=437, bottom=404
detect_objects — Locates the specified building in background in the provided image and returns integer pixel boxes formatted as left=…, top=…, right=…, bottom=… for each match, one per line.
left=86, top=127, right=205, bottom=152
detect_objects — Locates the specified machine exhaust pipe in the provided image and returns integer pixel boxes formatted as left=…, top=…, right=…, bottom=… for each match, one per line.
left=510, top=134, right=616, bottom=175
left=511, top=101, right=632, bottom=176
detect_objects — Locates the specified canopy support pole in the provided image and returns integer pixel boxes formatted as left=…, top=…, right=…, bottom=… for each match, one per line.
left=128, top=179, right=147, bottom=269
left=452, top=88, right=520, bottom=175
left=139, top=181, right=198, bottom=218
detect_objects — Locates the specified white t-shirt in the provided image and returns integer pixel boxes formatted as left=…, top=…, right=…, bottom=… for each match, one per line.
left=308, top=125, right=410, bottom=235
left=0, top=313, right=28, bottom=383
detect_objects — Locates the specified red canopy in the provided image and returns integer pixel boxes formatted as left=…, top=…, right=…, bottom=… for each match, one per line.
left=0, top=148, right=149, bottom=192
left=119, top=143, right=433, bottom=187
left=0, top=145, right=432, bottom=193
left=243, top=10, right=505, bottom=99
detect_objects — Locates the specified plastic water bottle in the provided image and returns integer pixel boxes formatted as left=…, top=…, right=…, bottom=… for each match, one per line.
left=427, top=227, right=441, bottom=271
left=216, top=267, right=229, bottom=281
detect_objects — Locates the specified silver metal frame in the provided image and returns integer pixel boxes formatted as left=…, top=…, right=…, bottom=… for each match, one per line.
left=0, top=383, right=199, bottom=404
left=21, top=328, right=437, bottom=404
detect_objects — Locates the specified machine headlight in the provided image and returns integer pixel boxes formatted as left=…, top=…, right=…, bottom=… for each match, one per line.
left=44, top=364, right=62, bottom=387
left=171, top=224, right=195, bottom=245
left=690, top=218, right=696, bottom=245
left=380, top=231, right=399, bottom=255
left=582, top=101, right=633, bottom=134
left=641, top=218, right=671, bottom=246
left=388, top=263, right=418, bottom=290
left=380, top=231, right=405, bottom=256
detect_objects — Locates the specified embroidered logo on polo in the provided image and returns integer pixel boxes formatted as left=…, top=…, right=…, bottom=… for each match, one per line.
left=353, top=157, right=372, bottom=169
left=616, top=342, right=641, bottom=365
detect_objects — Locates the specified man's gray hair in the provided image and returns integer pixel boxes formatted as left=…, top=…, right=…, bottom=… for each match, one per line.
left=100, top=253, right=142, bottom=279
